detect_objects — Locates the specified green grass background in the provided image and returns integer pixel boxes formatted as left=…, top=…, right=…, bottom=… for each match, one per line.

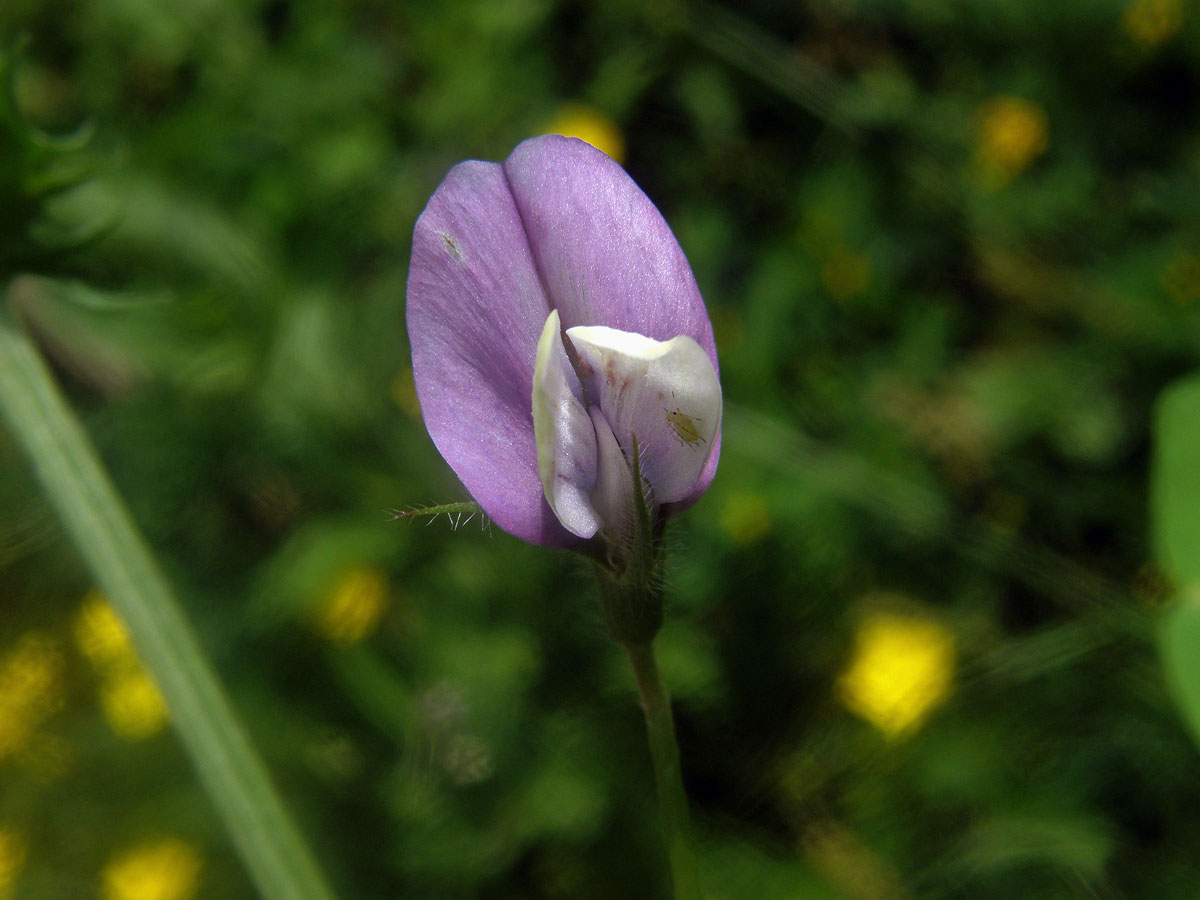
left=3, top=0, right=1200, bottom=898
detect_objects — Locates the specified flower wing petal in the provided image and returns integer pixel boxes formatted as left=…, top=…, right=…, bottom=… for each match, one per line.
left=532, top=311, right=601, bottom=538
left=407, top=160, right=574, bottom=546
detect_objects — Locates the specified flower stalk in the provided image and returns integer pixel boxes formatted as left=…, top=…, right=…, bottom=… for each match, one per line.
left=593, top=439, right=701, bottom=900
left=592, top=436, right=664, bottom=644
left=406, top=135, right=718, bottom=899
left=625, top=640, right=703, bottom=900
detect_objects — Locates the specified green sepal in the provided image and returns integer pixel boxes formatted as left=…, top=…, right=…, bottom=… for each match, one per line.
left=593, top=434, right=665, bottom=647
left=387, top=500, right=486, bottom=531
left=1161, top=586, right=1200, bottom=751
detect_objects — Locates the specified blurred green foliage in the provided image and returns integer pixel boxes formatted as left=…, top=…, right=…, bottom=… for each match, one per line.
left=1153, top=377, right=1200, bottom=761
left=3, top=0, right=1200, bottom=898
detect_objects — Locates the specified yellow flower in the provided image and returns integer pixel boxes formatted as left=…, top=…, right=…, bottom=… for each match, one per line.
left=99, top=669, right=169, bottom=740
left=313, top=567, right=390, bottom=644
left=102, top=838, right=202, bottom=900
left=541, top=105, right=626, bottom=165
left=75, top=590, right=136, bottom=669
left=0, top=632, right=65, bottom=760
left=839, top=612, right=956, bottom=738
left=1123, top=0, right=1183, bottom=47
left=0, top=828, right=27, bottom=900
left=75, top=592, right=169, bottom=740
left=974, top=96, right=1048, bottom=183
left=719, top=493, right=770, bottom=544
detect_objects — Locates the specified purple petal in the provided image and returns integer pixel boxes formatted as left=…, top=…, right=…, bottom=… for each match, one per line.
left=407, top=160, right=576, bottom=546
left=502, top=135, right=722, bottom=502
left=503, top=136, right=716, bottom=352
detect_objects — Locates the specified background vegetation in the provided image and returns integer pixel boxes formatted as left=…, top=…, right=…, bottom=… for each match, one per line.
left=3, top=0, right=1200, bottom=898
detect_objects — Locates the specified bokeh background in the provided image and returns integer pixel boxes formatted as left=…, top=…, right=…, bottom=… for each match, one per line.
left=4, top=0, right=1200, bottom=898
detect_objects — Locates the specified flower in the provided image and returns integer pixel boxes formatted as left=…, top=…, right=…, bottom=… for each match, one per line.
left=406, top=136, right=721, bottom=554
left=75, top=592, right=168, bottom=740
left=75, top=590, right=135, bottom=668
left=838, top=611, right=956, bottom=739
left=0, top=827, right=26, bottom=900
left=1122, top=0, right=1183, bottom=47
left=102, top=838, right=202, bottom=900
left=542, top=104, right=626, bottom=164
left=973, top=96, right=1048, bottom=184
left=0, top=632, right=65, bottom=760
left=312, top=567, right=390, bottom=644
left=98, top=668, right=169, bottom=740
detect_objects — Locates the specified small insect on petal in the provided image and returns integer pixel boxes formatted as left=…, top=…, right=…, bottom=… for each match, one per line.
left=567, top=325, right=720, bottom=505
left=665, top=393, right=705, bottom=448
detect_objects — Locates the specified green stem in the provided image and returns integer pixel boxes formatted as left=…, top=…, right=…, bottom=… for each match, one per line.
left=626, top=640, right=703, bottom=900
left=0, top=310, right=338, bottom=900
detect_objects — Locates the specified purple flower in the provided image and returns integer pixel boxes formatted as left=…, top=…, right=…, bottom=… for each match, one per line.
left=406, top=135, right=721, bottom=550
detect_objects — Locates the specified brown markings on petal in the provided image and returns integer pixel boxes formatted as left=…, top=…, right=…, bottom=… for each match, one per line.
left=439, top=232, right=463, bottom=261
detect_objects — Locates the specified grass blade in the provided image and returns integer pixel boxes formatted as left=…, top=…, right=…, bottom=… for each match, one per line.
left=0, top=310, right=338, bottom=900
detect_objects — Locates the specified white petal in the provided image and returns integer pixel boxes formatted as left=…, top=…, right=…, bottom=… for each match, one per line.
left=566, top=325, right=721, bottom=504
left=532, top=310, right=601, bottom=538
left=589, top=406, right=634, bottom=540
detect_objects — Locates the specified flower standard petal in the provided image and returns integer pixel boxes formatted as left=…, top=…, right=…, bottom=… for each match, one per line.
left=532, top=311, right=601, bottom=538
left=502, top=135, right=721, bottom=504
left=407, top=160, right=575, bottom=546
left=502, top=136, right=717, bottom=354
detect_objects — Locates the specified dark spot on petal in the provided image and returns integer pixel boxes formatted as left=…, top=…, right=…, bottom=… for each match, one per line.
left=439, top=232, right=463, bottom=261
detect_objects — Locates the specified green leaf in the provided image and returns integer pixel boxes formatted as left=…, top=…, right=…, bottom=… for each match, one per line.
left=1161, top=589, right=1200, bottom=748
left=1152, top=376, right=1200, bottom=750
left=1152, top=374, right=1200, bottom=584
